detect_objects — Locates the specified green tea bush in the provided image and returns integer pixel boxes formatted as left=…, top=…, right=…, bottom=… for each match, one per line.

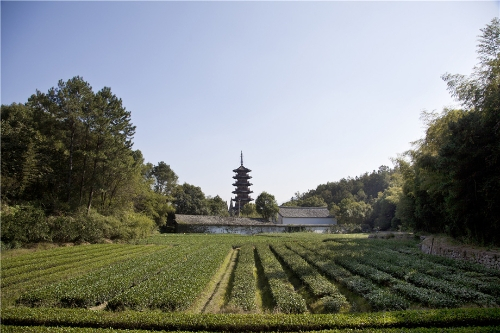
left=17, top=247, right=174, bottom=308
left=296, top=242, right=410, bottom=311
left=2, top=306, right=500, bottom=332
left=107, top=243, right=229, bottom=312
left=254, top=245, right=307, bottom=314
left=271, top=243, right=350, bottom=312
left=227, top=245, right=257, bottom=312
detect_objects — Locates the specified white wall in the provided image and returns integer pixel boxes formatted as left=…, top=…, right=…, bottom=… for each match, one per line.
left=281, top=217, right=336, bottom=225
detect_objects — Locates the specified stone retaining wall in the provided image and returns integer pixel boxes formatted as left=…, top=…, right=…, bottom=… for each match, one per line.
left=420, top=236, right=500, bottom=270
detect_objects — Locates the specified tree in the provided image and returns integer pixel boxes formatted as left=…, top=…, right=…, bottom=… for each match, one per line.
left=301, top=195, right=328, bottom=207
left=437, top=18, right=500, bottom=244
left=241, top=202, right=258, bottom=217
left=132, top=155, right=175, bottom=228
left=1, top=103, right=44, bottom=202
left=172, top=183, right=209, bottom=215
left=369, top=172, right=404, bottom=231
left=255, top=192, right=279, bottom=221
left=396, top=19, right=500, bottom=245
left=337, top=198, right=372, bottom=225
left=18, top=77, right=138, bottom=214
left=27, top=77, right=95, bottom=206
left=206, top=195, right=229, bottom=216
left=83, top=86, right=136, bottom=213
left=151, top=162, right=178, bottom=196
left=1, top=77, right=172, bottom=245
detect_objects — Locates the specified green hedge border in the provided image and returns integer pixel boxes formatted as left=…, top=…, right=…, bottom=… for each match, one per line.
left=2, top=307, right=500, bottom=332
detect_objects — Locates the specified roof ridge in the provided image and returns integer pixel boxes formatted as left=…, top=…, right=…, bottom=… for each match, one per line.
left=279, top=206, right=327, bottom=209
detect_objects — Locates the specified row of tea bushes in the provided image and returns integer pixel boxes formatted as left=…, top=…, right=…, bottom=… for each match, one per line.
left=2, top=245, right=148, bottom=288
left=17, top=246, right=180, bottom=308
left=364, top=247, right=500, bottom=303
left=1, top=244, right=117, bottom=271
left=329, top=251, right=459, bottom=308
left=2, top=325, right=500, bottom=333
left=2, top=306, right=500, bottom=332
left=226, top=245, right=257, bottom=312
left=270, top=243, right=350, bottom=312
left=107, top=244, right=230, bottom=312
left=329, top=244, right=498, bottom=307
left=291, top=243, right=410, bottom=311
left=254, top=244, right=308, bottom=313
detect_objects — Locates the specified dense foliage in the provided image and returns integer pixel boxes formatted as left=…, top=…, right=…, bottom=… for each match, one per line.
left=0, top=78, right=232, bottom=247
left=283, top=19, right=500, bottom=245
left=255, top=192, right=279, bottom=221
left=394, top=18, right=500, bottom=245
left=282, top=166, right=396, bottom=231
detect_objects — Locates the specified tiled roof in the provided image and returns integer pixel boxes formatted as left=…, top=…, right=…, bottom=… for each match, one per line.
left=278, top=206, right=331, bottom=218
left=233, top=165, right=252, bottom=172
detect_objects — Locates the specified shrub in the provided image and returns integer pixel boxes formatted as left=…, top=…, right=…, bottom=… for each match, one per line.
left=329, top=223, right=363, bottom=234
left=119, top=212, right=155, bottom=240
left=48, top=216, right=81, bottom=243
left=1, top=205, right=50, bottom=245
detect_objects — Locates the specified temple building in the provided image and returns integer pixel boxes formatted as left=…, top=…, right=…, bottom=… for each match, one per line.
left=231, top=152, right=253, bottom=215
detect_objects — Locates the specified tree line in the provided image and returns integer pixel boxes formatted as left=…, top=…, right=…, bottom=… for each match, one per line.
left=1, top=78, right=243, bottom=247
left=283, top=18, right=500, bottom=245
left=1, top=74, right=280, bottom=248
left=2, top=19, right=498, bottom=247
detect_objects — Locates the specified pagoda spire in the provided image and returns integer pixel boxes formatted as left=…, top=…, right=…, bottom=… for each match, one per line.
left=231, top=152, right=253, bottom=214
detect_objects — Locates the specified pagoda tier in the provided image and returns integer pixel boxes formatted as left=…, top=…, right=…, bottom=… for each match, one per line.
left=232, top=180, right=253, bottom=186
left=232, top=189, right=253, bottom=195
left=233, top=176, right=252, bottom=181
left=233, top=165, right=252, bottom=173
left=231, top=151, right=254, bottom=215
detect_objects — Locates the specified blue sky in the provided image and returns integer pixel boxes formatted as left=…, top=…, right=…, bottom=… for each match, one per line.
left=2, top=1, right=499, bottom=205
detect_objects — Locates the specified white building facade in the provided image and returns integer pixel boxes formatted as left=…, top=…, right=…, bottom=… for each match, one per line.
left=277, top=207, right=337, bottom=225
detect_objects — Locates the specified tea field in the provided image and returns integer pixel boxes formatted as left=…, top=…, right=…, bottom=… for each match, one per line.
left=2, top=233, right=500, bottom=332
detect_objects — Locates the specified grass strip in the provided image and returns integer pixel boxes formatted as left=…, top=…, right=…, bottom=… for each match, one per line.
left=1, top=307, right=500, bottom=332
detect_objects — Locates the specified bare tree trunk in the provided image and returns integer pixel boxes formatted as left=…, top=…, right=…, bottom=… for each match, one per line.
left=67, top=128, right=75, bottom=203
left=86, top=185, right=94, bottom=215
left=86, top=143, right=101, bottom=214
left=79, top=127, right=90, bottom=206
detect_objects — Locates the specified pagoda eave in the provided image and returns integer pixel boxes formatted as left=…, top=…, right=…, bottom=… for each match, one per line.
left=233, top=168, right=252, bottom=173
left=232, top=182, right=253, bottom=186
left=233, top=175, right=252, bottom=179
left=232, top=197, right=253, bottom=202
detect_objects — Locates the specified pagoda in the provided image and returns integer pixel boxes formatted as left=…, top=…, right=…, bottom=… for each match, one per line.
left=231, top=151, right=253, bottom=215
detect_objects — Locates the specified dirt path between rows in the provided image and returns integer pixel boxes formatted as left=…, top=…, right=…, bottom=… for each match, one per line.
left=200, top=248, right=239, bottom=313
